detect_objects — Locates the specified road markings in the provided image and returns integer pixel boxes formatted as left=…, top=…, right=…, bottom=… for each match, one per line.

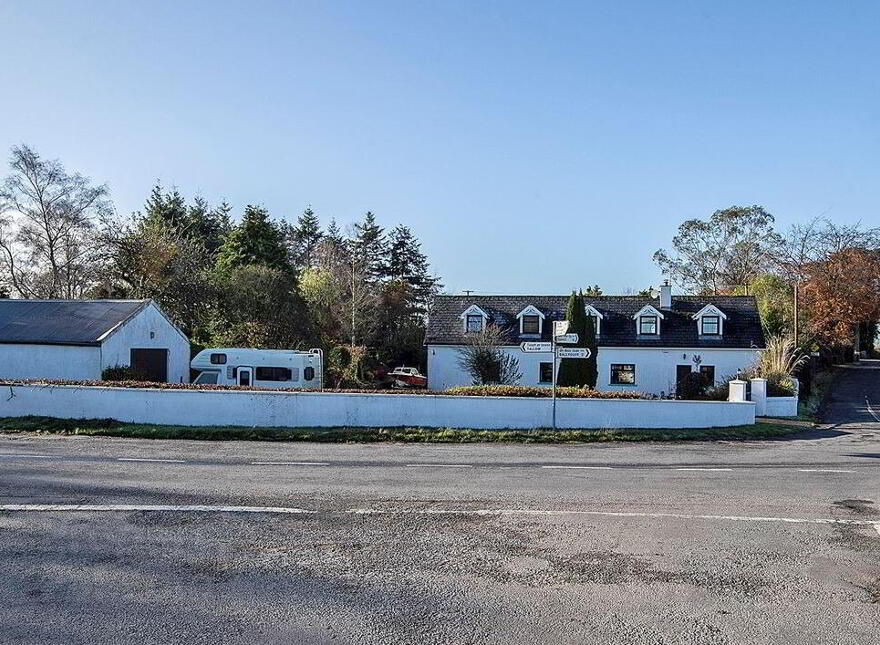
left=405, top=464, right=473, bottom=468
left=0, top=454, right=57, bottom=459
left=117, top=458, right=186, bottom=463
left=675, top=467, right=733, bottom=472
left=0, top=504, right=314, bottom=514
left=1, top=504, right=878, bottom=531
left=797, top=469, right=855, bottom=473
left=251, top=461, right=329, bottom=466
left=540, top=465, right=614, bottom=470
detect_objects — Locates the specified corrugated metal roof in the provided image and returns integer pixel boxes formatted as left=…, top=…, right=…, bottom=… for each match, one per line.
left=0, top=299, right=150, bottom=346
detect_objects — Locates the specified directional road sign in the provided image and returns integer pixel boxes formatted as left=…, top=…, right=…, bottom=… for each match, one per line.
left=553, top=320, right=570, bottom=336
left=520, top=342, right=552, bottom=353
left=554, top=333, right=578, bottom=344
left=556, top=347, right=591, bottom=359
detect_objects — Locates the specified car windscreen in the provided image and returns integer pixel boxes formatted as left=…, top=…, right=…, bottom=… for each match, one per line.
left=193, top=371, right=220, bottom=384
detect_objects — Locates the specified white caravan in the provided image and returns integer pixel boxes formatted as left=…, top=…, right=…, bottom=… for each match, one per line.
left=191, top=348, right=323, bottom=389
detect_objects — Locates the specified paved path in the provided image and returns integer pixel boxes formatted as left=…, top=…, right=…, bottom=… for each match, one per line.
left=0, top=373, right=879, bottom=644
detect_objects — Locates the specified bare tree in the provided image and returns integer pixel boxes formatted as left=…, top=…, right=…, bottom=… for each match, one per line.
left=457, top=324, right=522, bottom=385
left=0, top=145, right=112, bottom=298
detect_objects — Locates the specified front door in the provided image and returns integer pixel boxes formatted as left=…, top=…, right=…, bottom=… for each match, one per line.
left=676, top=364, right=692, bottom=393
left=237, top=367, right=253, bottom=387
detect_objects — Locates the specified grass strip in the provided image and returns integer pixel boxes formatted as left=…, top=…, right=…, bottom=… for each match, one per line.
left=0, top=416, right=804, bottom=443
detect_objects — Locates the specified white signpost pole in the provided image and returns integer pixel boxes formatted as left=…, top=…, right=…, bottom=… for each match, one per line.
left=551, top=330, right=557, bottom=430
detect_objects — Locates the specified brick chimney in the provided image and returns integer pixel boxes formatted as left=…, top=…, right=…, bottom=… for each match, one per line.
left=659, top=280, right=672, bottom=308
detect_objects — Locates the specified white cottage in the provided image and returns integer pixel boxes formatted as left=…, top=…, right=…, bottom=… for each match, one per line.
left=0, top=299, right=190, bottom=383
left=425, top=284, right=765, bottom=395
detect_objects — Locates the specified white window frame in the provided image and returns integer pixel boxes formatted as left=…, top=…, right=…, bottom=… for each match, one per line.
left=515, top=305, right=545, bottom=335
left=584, top=305, right=603, bottom=336
left=459, top=304, right=489, bottom=334
left=633, top=304, right=664, bottom=336
left=692, top=304, right=727, bottom=337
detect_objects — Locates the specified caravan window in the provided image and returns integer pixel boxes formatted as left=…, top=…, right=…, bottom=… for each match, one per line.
left=255, top=366, right=292, bottom=382
left=304, top=366, right=315, bottom=381
left=193, top=371, right=219, bottom=385
left=210, top=353, right=227, bottom=364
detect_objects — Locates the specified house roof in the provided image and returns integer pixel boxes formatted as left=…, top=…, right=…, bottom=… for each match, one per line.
left=0, top=299, right=152, bottom=347
left=426, top=294, right=766, bottom=349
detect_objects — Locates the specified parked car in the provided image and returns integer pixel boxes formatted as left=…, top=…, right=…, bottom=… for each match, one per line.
left=388, top=366, right=427, bottom=389
left=191, top=348, right=323, bottom=389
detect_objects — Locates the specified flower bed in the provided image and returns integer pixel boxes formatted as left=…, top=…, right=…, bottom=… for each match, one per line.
left=0, top=379, right=644, bottom=399
left=444, top=385, right=645, bottom=399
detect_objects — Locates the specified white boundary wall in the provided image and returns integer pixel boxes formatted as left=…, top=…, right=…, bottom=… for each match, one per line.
left=0, top=384, right=755, bottom=429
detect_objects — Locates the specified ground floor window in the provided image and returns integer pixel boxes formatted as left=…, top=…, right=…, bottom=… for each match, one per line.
left=610, top=363, right=636, bottom=385
left=699, top=365, right=715, bottom=385
left=539, top=362, right=553, bottom=383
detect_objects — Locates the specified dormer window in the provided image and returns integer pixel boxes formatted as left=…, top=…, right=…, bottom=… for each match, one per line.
left=701, top=315, right=720, bottom=336
left=466, top=314, right=484, bottom=333
left=516, top=305, right=545, bottom=335
left=633, top=304, right=664, bottom=336
left=460, top=304, right=489, bottom=334
left=584, top=305, right=603, bottom=336
left=639, top=315, right=658, bottom=335
left=692, top=305, right=726, bottom=337
left=521, top=315, right=540, bottom=334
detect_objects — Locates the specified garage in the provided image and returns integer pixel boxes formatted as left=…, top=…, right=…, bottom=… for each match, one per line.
left=0, top=299, right=190, bottom=383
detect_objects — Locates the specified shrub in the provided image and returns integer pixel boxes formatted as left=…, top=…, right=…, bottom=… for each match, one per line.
left=676, top=372, right=707, bottom=400
left=758, top=336, right=807, bottom=378
left=101, top=365, right=148, bottom=382
left=767, top=374, right=796, bottom=397
left=456, top=325, right=522, bottom=385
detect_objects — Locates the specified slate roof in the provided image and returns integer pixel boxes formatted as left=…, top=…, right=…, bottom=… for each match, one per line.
left=426, top=295, right=766, bottom=349
left=0, top=299, right=151, bottom=346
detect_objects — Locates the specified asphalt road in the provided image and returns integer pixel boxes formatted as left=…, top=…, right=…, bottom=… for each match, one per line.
left=1, top=363, right=879, bottom=644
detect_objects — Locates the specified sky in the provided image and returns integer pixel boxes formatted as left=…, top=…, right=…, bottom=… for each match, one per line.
left=1, top=1, right=878, bottom=295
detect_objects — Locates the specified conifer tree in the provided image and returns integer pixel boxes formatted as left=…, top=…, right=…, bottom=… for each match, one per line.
left=556, top=291, right=591, bottom=386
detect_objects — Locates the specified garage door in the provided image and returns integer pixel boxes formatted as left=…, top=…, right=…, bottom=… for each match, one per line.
left=130, top=348, right=169, bottom=382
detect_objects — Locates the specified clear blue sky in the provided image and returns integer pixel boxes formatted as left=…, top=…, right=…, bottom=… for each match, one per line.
left=1, top=1, right=877, bottom=295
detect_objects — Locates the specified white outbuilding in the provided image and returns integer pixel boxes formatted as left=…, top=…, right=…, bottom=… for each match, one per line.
left=0, top=299, right=190, bottom=383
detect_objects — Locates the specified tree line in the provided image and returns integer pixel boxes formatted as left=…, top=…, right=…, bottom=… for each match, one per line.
left=0, top=145, right=442, bottom=385
left=653, top=205, right=880, bottom=358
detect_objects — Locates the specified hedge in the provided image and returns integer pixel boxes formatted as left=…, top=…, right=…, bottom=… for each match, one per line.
left=0, top=379, right=644, bottom=399
left=444, top=385, right=645, bottom=399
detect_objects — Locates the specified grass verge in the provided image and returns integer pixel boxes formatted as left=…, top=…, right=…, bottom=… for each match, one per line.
left=0, top=416, right=804, bottom=443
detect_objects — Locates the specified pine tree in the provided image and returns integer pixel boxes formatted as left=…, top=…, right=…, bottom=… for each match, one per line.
left=288, top=206, right=323, bottom=270
left=352, top=211, right=387, bottom=279
left=215, top=205, right=291, bottom=275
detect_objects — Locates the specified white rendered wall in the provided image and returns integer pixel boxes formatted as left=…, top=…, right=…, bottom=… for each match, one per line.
left=100, top=303, right=191, bottom=383
left=0, top=344, right=101, bottom=380
left=427, top=344, right=761, bottom=396
left=0, top=384, right=756, bottom=430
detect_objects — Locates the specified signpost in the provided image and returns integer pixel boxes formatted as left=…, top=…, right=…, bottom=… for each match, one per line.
left=514, top=320, right=592, bottom=430
left=556, top=347, right=591, bottom=359
left=550, top=333, right=591, bottom=430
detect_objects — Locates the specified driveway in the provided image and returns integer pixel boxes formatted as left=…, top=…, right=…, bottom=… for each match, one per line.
left=822, top=359, right=880, bottom=432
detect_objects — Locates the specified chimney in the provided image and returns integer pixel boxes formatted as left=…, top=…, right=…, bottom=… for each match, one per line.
left=659, top=280, right=672, bottom=308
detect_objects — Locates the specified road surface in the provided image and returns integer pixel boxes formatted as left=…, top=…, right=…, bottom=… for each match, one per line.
left=0, top=363, right=878, bottom=644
